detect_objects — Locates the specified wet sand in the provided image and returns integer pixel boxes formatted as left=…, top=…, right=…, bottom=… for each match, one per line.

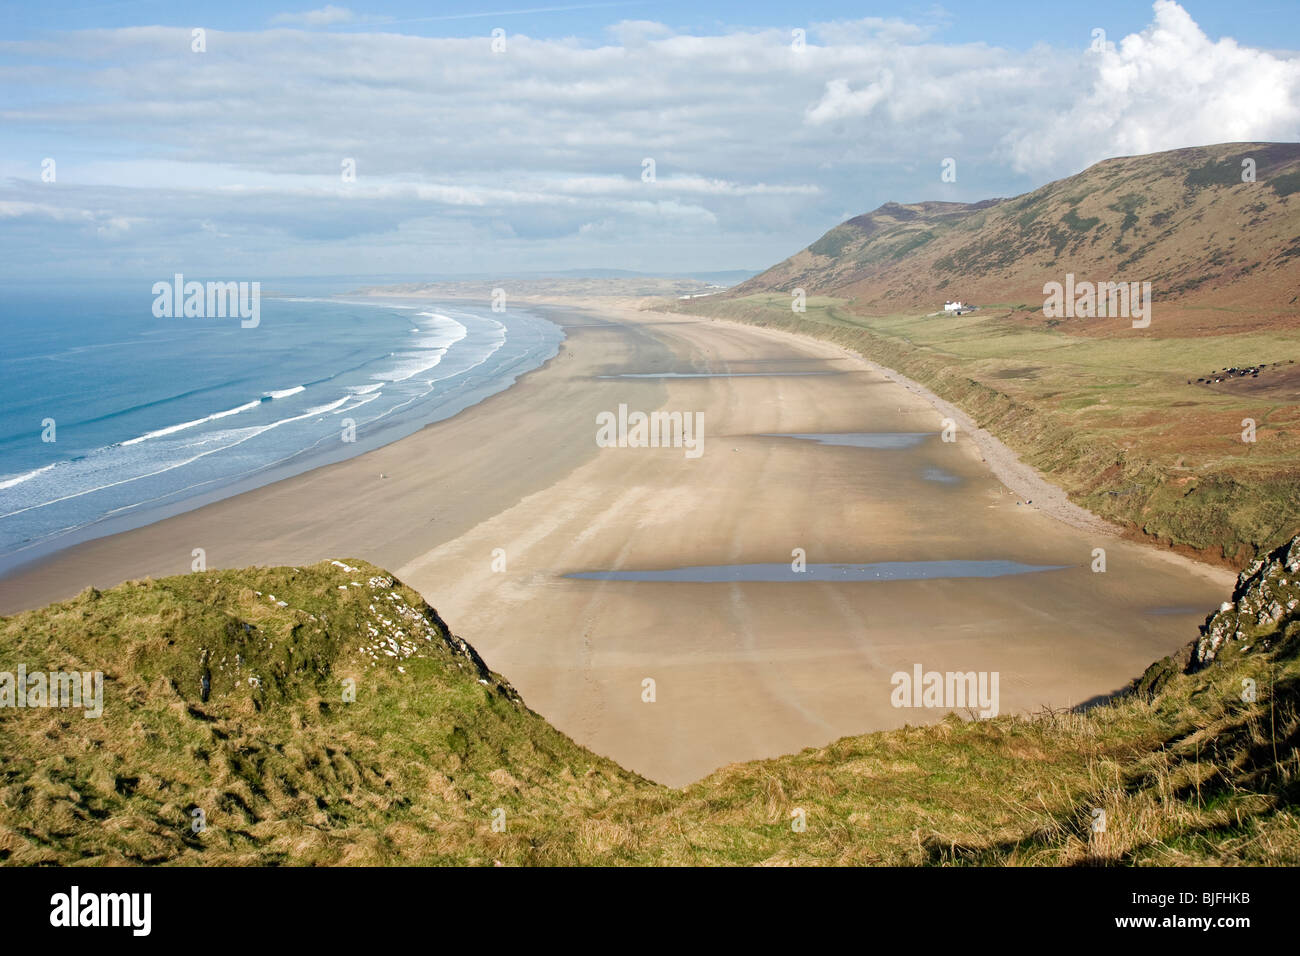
left=0, top=300, right=1234, bottom=785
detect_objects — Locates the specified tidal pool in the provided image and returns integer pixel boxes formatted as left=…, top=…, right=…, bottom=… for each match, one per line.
left=566, top=560, right=1071, bottom=583
left=763, top=432, right=935, bottom=449
left=922, top=466, right=962, bottom=483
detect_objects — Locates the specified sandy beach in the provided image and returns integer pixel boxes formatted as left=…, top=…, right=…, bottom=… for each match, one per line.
left=0, top=298, right=1234, bottom=786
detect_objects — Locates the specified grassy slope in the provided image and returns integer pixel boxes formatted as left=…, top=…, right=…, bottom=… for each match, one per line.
left=2, top=558, right=1297, bottom=866
left=670, top=294, right=1300, bottom=567
left=734, top=143, right=1300, bottom=328
left=0, top=561, right=646, bottom=865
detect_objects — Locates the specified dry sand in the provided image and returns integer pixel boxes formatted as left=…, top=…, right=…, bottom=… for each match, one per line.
left=0, top=297, right=1235, bottom=786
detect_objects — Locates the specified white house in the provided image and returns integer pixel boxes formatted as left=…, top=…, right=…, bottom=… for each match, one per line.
left=944, top=300, right=965, bottom=313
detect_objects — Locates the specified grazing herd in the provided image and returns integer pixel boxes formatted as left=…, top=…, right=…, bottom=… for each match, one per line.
left=1190, top=363, right=1268, bottom=385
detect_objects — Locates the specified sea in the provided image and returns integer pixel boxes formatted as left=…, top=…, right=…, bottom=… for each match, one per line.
left=0, top=277, right=564, bottom=574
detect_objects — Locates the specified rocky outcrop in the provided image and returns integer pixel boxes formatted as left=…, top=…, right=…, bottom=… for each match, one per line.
left=1133, top=535, right=1300, bottom=700
left=1192, top=535, right=1300, bottom=669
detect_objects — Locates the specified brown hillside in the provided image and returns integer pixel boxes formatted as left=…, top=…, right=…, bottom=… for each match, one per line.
left=735, top=143, right=1300, bottom=336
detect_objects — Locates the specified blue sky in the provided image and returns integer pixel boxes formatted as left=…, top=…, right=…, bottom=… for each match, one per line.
left=7, top=1, right=1300, bottom=49
left=1, top=1, right=1298, bottom=278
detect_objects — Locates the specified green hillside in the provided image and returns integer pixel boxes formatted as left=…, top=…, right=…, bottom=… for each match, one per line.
left=2, top=551, right=1297, bottom=866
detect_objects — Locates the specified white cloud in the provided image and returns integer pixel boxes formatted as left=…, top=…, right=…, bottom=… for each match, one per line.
left=810, top=15, right=943, bottom=46
left=0, top=2, right=1295, bottom=276
left=1005, top=0, right=1300, bottom=172
left=0, top=200, right=140, bottom=237
left=270, top=6, right=355, bottom=27
left=806, top=72, right=895, bottom=125
left=555, top=175, right=820, bottom=197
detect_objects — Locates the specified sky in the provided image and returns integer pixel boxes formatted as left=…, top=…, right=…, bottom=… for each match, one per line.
left=1, top=0, right=1298, bottom=279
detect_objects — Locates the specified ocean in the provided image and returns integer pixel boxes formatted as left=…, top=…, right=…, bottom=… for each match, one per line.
left=0, top=277, right=563, bottom=573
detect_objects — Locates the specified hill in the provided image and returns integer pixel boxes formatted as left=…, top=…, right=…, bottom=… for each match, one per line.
left=0, top=560, right=646, bottom=865
left=736, top=142, right=1300, bottom=336
left=2, top=553, right=1297, bottom=865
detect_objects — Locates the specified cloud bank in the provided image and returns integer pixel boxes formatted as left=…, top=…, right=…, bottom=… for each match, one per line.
left=1, top=1, right=1295, bottom=277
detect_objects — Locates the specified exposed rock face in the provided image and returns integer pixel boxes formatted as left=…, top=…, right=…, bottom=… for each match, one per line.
left=1193, top=536, right=1300, bottom=670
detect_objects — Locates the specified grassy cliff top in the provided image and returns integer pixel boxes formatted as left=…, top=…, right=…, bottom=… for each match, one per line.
left=2, top=553, right=1297, bottom=865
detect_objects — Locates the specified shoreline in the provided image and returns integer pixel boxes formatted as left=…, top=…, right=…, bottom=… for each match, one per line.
left=0, top=294, right=1235, bottom=785
left=0, top=299, right=565, bottom=582
left=0, top=303, right=678, bottom=617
